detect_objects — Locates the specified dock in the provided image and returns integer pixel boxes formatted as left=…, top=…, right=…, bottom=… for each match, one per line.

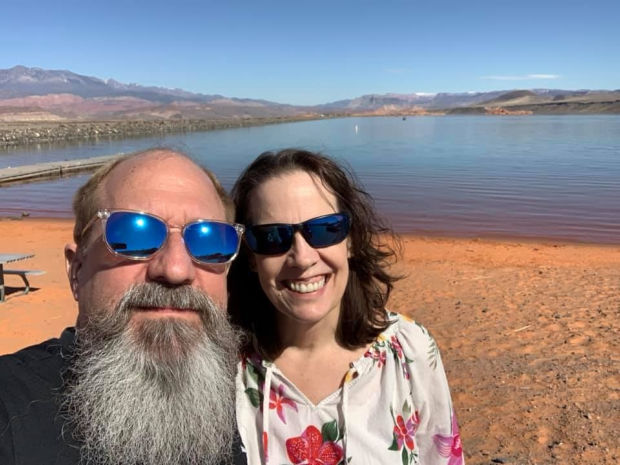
left=0, top=154, right=124, bottom=186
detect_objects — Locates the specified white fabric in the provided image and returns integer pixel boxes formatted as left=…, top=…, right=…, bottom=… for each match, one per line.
left=236, top=312, right=464, bottom=465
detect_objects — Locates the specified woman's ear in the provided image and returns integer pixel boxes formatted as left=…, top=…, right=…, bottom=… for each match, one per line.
left=64, top=243, right=81, bottom=301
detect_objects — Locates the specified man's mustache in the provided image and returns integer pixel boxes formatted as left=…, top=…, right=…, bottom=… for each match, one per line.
left=79, top=282, right=225, bottom=341
left=118, top=283, right=219, bottom=316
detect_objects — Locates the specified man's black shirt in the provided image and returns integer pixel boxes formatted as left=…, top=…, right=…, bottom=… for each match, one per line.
left=0, top=328, right=246, bottom=465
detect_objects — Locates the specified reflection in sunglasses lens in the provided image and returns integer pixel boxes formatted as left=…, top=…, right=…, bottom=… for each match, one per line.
left=185, top=222, right=239, bottom=264
left=106, top=212, right=167, bottom=257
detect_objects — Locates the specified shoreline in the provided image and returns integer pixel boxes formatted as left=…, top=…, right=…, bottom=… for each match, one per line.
left=2, top=215, right=618, bottom=248
left=0, top=217, right=618, bottom=464
left=4, top=111, right=617, bottom=149
left=0, top=114, right=348, bottom=148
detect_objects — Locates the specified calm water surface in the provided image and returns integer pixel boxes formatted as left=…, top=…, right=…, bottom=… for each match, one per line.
left=1, top=116, right=619, bottom=244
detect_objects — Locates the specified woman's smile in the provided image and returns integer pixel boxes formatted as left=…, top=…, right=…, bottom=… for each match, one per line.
left=282, top=275, right=327, bottom=294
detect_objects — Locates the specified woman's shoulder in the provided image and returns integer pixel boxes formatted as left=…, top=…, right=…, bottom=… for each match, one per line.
left=381, top=310, right=443, bottom=370
left=384, top=310, right=435, bottom=340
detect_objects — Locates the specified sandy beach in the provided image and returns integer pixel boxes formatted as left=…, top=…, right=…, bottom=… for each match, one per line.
left=0, top=217, right=618, bottom=464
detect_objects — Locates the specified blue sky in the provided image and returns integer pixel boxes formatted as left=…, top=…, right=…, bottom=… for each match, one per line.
left=2, top=0, right=619, bottom=105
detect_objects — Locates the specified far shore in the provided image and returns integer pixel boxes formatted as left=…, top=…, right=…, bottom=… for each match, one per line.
left=5, top=108, right=620, bottom=150
left=0, top=113, right=435, bottom=149
left=0, top=217, right=618, bottom=464
left=0, top=114, right=345, bottom=149
left=0, top=110, right=587, bottom=150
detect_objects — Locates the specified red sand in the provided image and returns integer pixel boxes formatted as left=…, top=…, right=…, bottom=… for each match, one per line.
left=0, top=218, right=618, bottom=464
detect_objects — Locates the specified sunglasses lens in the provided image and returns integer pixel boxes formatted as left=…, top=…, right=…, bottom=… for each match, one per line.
left=184, top=222, right=241, bottom=264
left=303, top=213, right=350, bottom=247
left=105, top=212, right=167, bottom=258
left=245, top=225, right=294, bottom=255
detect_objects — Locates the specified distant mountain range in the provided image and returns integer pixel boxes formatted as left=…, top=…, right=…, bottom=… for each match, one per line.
left=1, top=65, right=619, bottom=121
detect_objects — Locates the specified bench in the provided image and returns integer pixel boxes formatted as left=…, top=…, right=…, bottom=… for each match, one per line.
left=3, top=269, right=46, bottom=295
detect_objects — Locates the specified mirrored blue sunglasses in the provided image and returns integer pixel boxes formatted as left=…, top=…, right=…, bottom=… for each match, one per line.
left=245, top=212, right=350, bottom=255
left=81, top=210, right=244, bottom=264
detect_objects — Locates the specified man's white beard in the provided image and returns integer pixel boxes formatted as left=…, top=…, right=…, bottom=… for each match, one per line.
left=63, top=283, right=240, bottom=465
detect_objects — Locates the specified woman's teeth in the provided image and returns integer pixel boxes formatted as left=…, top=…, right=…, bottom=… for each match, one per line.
left=286, top=277, right=326, bottom=293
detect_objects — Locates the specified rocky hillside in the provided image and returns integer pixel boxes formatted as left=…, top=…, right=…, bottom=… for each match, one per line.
left=0, top=66, right=306, bottom=121
left=1, top=66, right=618, bottom=123
left=457, top=89, right=620, bottom=114
left=321, top=89, right=620, bottom=115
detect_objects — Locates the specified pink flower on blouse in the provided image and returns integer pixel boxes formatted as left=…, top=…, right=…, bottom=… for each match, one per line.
left=365, top=348, right=387, bottom=367
left=269, top=383, right=298, bottom=424
left=390, top=336, right=404, bottom=359
left=376, top=350, right=387, bottom=367
left=286, top=425, right=343, bottom=465
left=393, top=411, right=420, bottom=451
left=433, top=411, right=463, bottom=465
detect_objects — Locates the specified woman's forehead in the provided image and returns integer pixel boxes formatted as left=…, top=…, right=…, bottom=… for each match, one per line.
left=248, top=170, right=339, bottom=223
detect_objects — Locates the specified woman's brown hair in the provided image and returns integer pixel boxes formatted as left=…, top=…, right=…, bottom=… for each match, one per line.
left=228, top=148, right=401, bottom=359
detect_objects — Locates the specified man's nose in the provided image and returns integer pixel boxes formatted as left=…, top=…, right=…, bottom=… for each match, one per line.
left=146, top=230, right=195, bottom=285
left=286, top=232, right=319, bottom=269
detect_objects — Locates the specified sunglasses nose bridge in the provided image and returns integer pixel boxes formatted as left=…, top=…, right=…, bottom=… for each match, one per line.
left=141, top=223, right=188, bottom=262
left=291, top=222, right=313, bottom=245
left=166, top=226, right=190, bottom=253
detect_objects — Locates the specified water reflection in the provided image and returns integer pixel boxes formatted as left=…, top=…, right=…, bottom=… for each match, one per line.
left=1, top=116, right=619, bottom=244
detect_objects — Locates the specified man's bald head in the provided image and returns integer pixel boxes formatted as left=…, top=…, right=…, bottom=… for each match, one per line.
left=72, top=149, right=234, bottom=249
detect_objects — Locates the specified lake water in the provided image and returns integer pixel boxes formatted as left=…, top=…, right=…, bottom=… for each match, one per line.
left=1, top=115, right=619, bottom=244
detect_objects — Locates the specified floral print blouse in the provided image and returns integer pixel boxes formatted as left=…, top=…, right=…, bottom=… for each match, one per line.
left=235, top=312, right=464, bottom=465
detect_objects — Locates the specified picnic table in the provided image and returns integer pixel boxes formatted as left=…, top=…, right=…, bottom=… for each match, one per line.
left=0, top=253, right=44, bottom=302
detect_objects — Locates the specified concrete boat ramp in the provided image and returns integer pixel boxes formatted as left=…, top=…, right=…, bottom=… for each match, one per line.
left=0, top=154, right=124, bottom=186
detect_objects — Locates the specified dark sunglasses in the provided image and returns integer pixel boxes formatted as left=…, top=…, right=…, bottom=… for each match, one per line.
left=245, top=213, right=350, bottom=255
left=81, top=210, right=244, bottom=264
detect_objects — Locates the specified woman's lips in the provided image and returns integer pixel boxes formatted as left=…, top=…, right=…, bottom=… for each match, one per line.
left=282, top=276, right=327, bottom=294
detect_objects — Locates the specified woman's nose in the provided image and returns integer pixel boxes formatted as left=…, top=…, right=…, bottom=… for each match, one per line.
left=287, top=232, right=319, bottom=269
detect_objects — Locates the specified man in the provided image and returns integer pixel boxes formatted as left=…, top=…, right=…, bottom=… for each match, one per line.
left=0, top=149, right=247, bottom=465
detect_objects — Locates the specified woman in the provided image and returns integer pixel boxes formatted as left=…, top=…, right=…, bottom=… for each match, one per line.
left=229, top=149, right=463, bottom=464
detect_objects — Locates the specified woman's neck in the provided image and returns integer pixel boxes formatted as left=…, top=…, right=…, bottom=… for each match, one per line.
left=275, top=308, right=340, bottom=352
left=271, top=336, right=369, bottom=405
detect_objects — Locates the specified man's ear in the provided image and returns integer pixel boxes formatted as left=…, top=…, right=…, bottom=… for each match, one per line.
left=64, top=243, right=81, bottom=302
